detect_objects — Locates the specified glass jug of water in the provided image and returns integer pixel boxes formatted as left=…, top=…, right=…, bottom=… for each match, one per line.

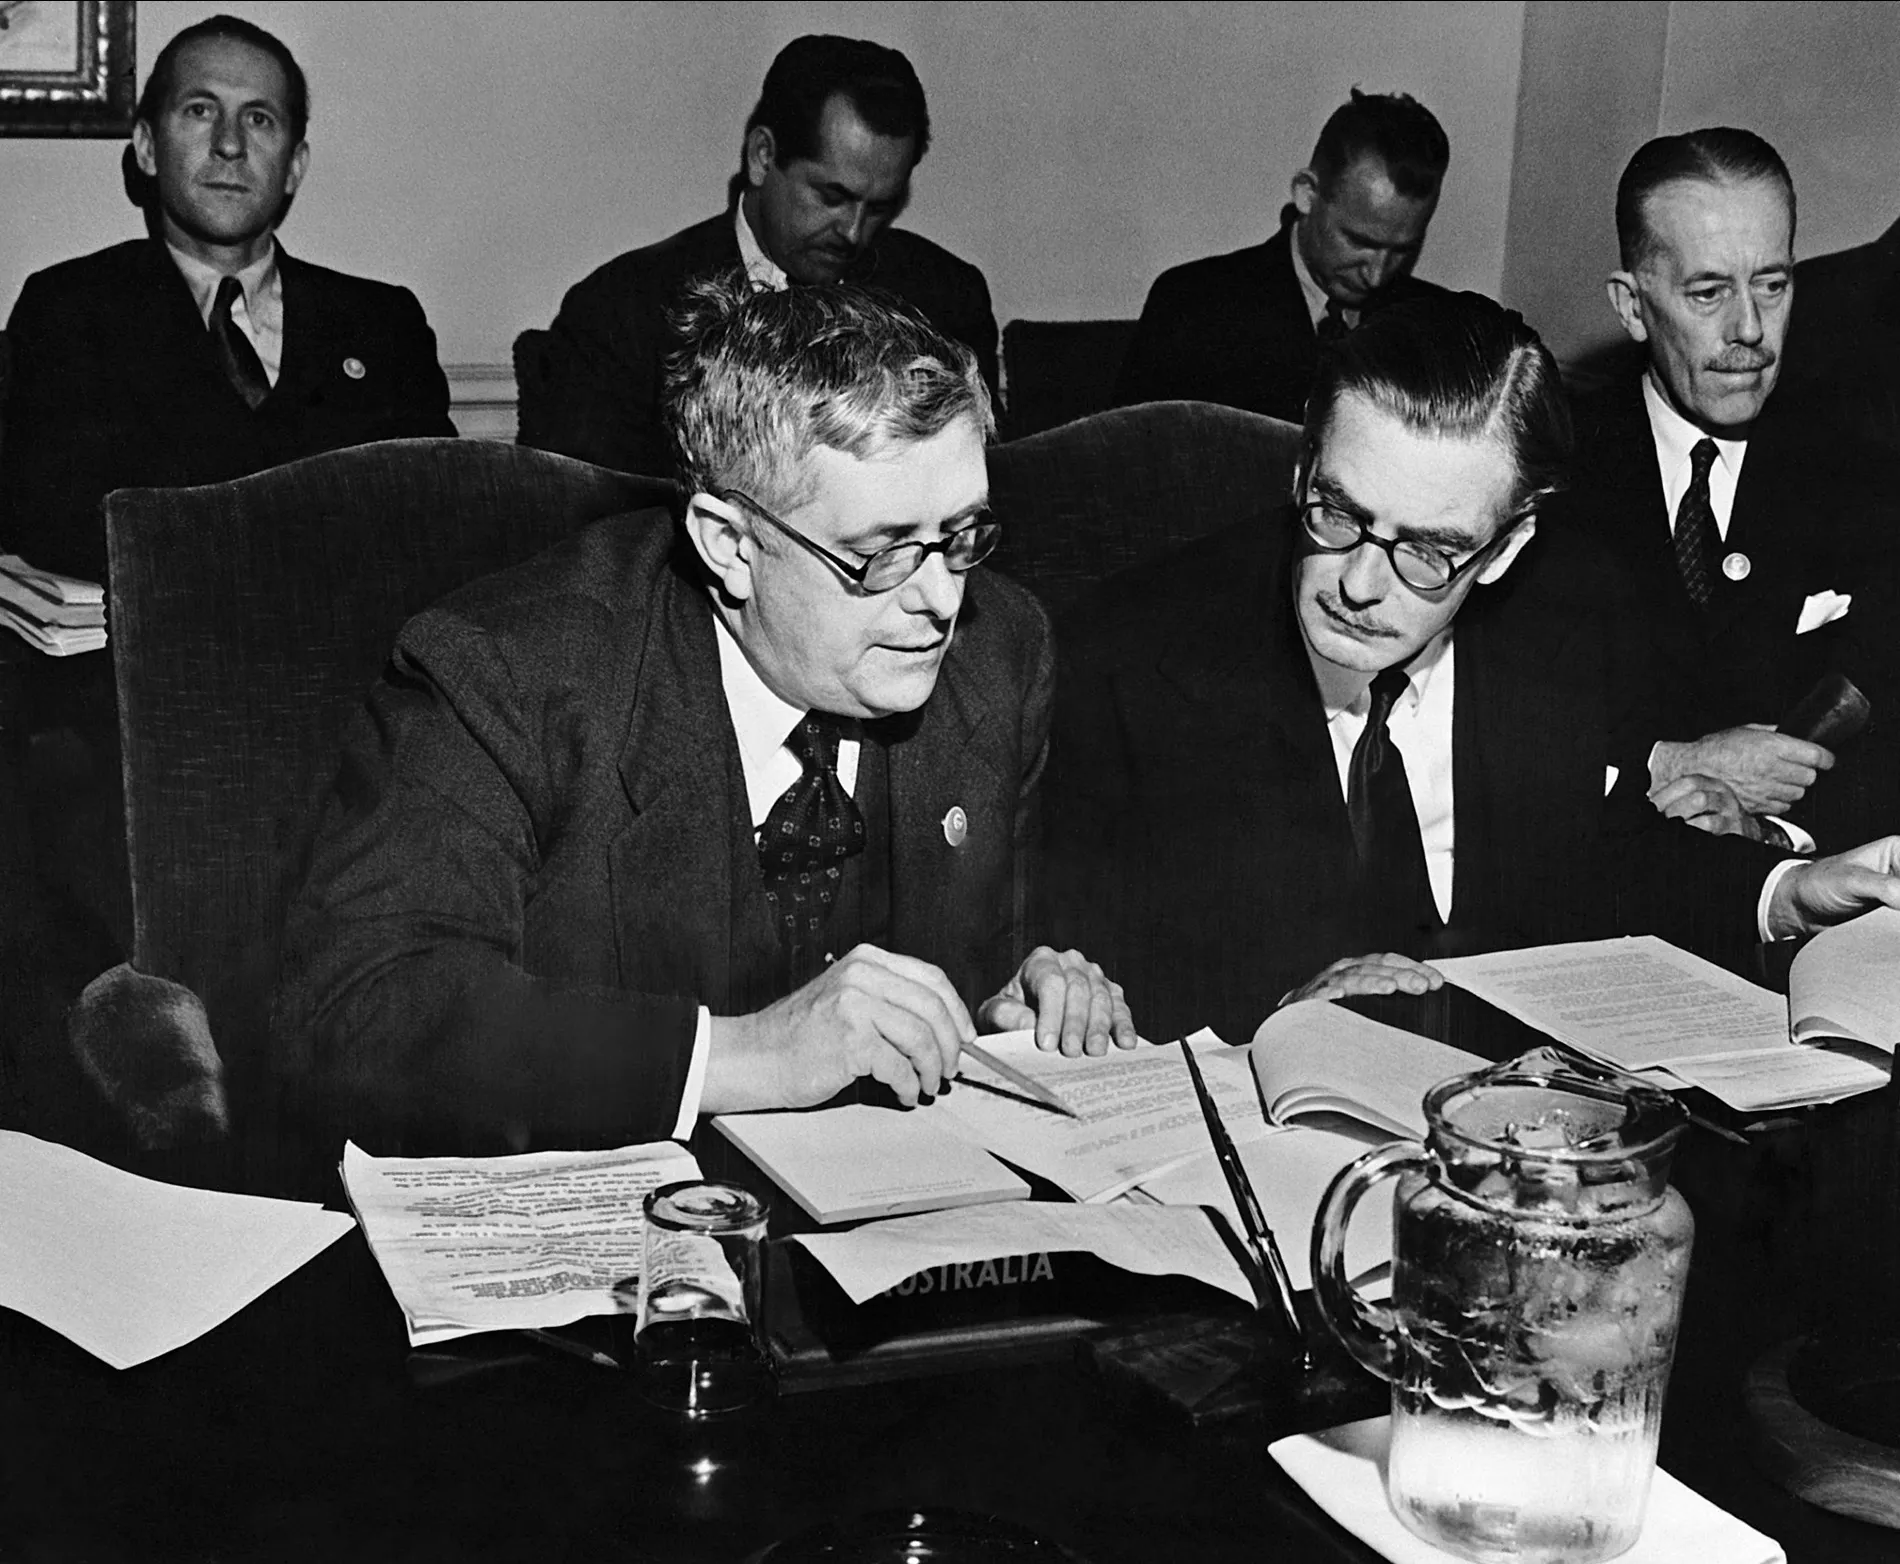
left=1312, top=1048, right=1695, bottom=1564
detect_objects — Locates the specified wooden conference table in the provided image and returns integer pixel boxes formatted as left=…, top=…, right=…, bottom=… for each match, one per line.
left=3, top=992, right=1897, bottom=1563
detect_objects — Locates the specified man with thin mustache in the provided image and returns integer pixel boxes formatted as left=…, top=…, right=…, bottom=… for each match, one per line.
left=1043, top=293, right=1900, bottom=1048
left=1551, top=127, right=1900, bottom=853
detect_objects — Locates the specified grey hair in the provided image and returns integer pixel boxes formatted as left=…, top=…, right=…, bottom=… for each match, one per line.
left=664, top=271, right=993, bottom=510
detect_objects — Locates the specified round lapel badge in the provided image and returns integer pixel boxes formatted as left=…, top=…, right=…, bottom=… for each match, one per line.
left=941, top=805, right=968, bottom=847
left=1721, top=551, right=1750, bottom=582
left=343, top=357, right=367, bottom=380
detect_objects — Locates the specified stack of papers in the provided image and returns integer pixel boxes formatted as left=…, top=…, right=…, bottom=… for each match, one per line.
left=1432, top=936, right=1891, bottom=1112
left=0, top=554, right=106, bottom=655
left=339, top=1139, right=700, bottom=1346
left=931, top=1028, right=1271, bottom=1201
left=0, top=1132, right=354, bottom=1368
left=713, top=1102, right=1029, bottom=1224
left=791, top=1202, right=1257, bottom=1306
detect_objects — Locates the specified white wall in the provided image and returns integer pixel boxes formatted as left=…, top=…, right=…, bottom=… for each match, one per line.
left=1500, top=0, right=1900, bottom=373
left=1659, top=1, right=1900, bottom=263
left=0, top=1, right=1525, bottom=369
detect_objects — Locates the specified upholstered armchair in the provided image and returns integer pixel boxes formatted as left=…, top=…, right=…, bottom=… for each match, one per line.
left=986, top=400, right=1304, bottom=619
left=72, top=438, right=672, bottom=1155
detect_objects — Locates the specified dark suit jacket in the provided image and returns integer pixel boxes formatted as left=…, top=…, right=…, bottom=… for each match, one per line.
left=535, top=212, right=1000, bottom=478
left=1549, top=376, right=1900, bottom=845
left=1112, top=215, right=1446, bottom=423
left=0, top=237, right=456, bottom=582
left=1782, top=215, right=1900, bottom=458
left=1044, top=511, right=1780, bottom=1048
left=272, top=508, right=1052, bottom=1152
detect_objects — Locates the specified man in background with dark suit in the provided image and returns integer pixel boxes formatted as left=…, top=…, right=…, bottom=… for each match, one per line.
left=1112, top=89, right=1448, bottom=423
left=1050, top=295, right=1900, bottom=1048
left=534, top=35, right=998, bottom=479
left=0, top=12, right=455, bottom=585
left=0, top=14, right=454, bottom=969
left=275, top=279, right=1128, bottom=1155
left=1553, top=129, right=1899, bottom=854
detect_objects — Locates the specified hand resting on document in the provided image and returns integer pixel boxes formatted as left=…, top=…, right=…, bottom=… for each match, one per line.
left=1650, top=724, right=1833, bottom=816
left=1279, top=952, right=1445, bottom=1009
left=700, top=942, right=1136, bottom=1114
left=1765, top=835, right=1900, bottom=941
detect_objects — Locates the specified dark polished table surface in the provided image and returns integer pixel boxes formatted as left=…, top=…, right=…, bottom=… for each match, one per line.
left=4, top=989, right=1898, bottom=1563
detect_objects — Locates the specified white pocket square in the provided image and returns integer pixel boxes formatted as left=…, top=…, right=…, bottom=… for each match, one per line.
left=1796, top=590, right=1851, bottom=634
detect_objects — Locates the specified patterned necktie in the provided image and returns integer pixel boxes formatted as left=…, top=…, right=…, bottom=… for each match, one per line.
left=1673, top=438, right=1722, bottom=609
left=1346, top=667, right=1441, bottom=941
left=209, top=275, right=271, bottom=411
left=759, top=714, right=866, bottom=959
left=1316, top=298, right=1351, bottom=344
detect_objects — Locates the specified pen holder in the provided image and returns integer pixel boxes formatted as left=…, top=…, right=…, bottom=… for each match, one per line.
left=636, top=1180, right=774, bottom=1417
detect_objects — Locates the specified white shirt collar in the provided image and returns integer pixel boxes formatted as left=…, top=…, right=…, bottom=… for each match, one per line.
left=166, top=238, right=281, bottom=326
left=713, top=609, right=861, bottom=826
left=1288, top=217, right=1354, bottom=332
left=1642, top=373, right=1746, bottom=482
left=1641, top=374, right=1749, bottom=537
left=714, top=610, right=804, bottom=775
left=734, top=201, right=789, bottom=292
left=1307, top=623, right=1454, bottom=724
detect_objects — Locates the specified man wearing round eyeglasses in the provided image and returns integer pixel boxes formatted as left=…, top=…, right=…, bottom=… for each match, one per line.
left=277, top=277, right=1134, bottom=1158
left=1046, top=293, right=1900, bottom=1050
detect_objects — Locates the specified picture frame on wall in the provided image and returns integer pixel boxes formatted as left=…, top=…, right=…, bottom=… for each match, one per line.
left=0, top=0, right=134, bottom=136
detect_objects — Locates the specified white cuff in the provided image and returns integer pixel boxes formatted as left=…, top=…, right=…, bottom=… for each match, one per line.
left=1764, top=815, right=1817, bottom=856
left=670, top=1005, right=712, bottom=1141
left=1756, top=858, right=1804, bottom=942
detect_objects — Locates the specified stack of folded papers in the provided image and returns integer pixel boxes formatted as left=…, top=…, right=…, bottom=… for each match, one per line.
left=0, top=554, right=107, bottom=655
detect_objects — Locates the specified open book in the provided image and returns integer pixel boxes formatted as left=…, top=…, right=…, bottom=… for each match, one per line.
left=1432, top=927, right=1896, bottom=1113
left=1788, top=906, right=1900, bottom=1052
left=1247, top=1001, right=1488, bottom=1141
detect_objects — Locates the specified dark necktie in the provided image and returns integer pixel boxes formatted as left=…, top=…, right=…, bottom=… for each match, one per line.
left=759, top=714, right=866, bottom=961
left=1672, top=438, right=1722, bottom=609
left=1316, top=298, right=1350, bottom=344
left=209, top=274, right=270, bottom=411
left=1346, top=667, right=1441, bottom=942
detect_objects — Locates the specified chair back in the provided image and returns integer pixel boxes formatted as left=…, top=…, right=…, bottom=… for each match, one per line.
left=1000, top=318, right=1138, bottom=439
left=104, top=438, right=673, bottom=1032
left=986, top=401, right=1303, bottom=619
left=512, top=328, right=557, bottom=449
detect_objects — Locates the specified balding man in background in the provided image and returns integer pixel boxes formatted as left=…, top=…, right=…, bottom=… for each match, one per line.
left=1113, top=88, right=1449, bottom=423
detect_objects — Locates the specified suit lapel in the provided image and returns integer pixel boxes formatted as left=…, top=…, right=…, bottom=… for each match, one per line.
left=1264, top=225, right=1316, bottom=343
left=1154, top=516, right=1342, bottom=834
left=1449, top=540, right=1598, bottom=930
left=270, top=246, right=327, bottom=413
left=887, top=599, right=1010, bottom=990
left=612, top=555, right=744, bottom=1011
left=138, top=237, right=246, bottom=407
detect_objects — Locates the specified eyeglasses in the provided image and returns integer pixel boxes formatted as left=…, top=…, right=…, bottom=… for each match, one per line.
left=1298, top=496, right=1522, bottom=593
left=719, top=489, right=1001, bottom=593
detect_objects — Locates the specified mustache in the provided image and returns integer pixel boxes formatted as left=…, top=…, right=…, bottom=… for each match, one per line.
left=1707, top=349, right=1776, bottom=372
left=1315, top=590, right=1400, bottom=638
